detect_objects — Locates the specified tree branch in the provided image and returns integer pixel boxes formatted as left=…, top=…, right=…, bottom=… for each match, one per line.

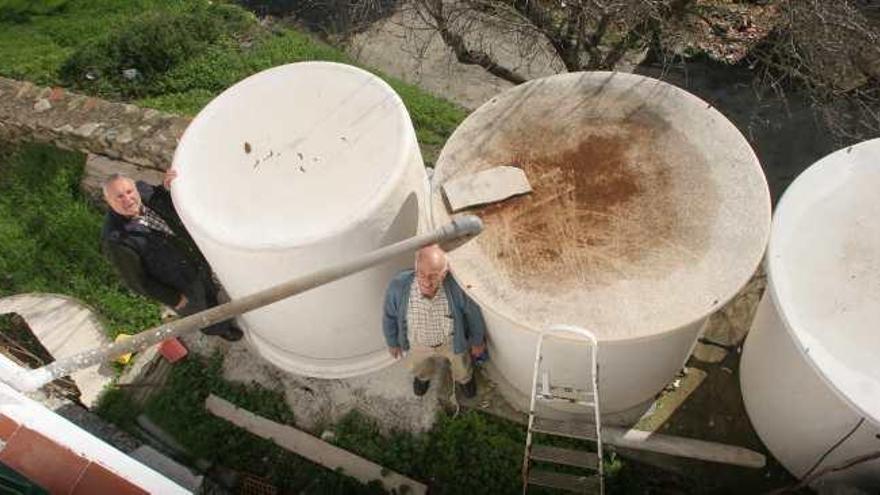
left=418, top=0, right=528, bottom=83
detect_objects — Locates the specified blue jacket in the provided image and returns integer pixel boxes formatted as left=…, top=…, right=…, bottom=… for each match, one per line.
left=383, top=270, right=486, bottom=354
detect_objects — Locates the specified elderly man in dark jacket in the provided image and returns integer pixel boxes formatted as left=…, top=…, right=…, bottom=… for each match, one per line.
left=101, top=170, right=242, bottom=341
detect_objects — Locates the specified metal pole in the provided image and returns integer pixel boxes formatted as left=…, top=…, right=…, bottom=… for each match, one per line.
left=12, top=215, right=483, bottom=392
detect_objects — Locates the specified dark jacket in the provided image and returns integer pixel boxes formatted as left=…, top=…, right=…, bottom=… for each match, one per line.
left=383, top=270, right=486, bottom=354
left=101, top=181, right=205, bottom=307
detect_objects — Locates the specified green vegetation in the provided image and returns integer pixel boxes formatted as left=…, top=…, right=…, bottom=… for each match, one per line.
left=98, top=350, right=654, bottom=494
left=0, top=143, right=160, bottom=338
left=60, top=3, right=254, bottom=98
left=0, top=0, right=466, bottom=148
left=97, top=353, right=381, bottom=493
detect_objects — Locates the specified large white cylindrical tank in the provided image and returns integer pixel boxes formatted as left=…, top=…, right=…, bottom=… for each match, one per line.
left=431, top=72, right=770, bottom=416
left=172, top=62, right=427, bottom=378
left=741, top=138, right=880, bottom=489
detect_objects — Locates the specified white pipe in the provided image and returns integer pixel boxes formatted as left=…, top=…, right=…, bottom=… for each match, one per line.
left=1, top=216, right=482, bottom=392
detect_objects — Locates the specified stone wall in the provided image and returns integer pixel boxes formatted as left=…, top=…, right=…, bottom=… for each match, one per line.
left=0, top=77, right=189, bottom=171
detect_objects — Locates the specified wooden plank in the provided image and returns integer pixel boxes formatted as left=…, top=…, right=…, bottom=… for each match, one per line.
left=527, top=469, right=599, bottom=493
left=462, top=402, right=765, bottom=468
left=601, top=427, right=765, bottom=469
left=205, top=395, right=426, bottom=495
left=530, top=444, right=599, bottom=470
left=532, top=417, right=597, bottom=441
left=442, top=165, right=531, bottom=212
left=633, top=367, right=707, bottom=432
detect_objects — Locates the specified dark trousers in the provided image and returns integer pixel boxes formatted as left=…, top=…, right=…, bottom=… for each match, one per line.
left=177, top=267, right=234, bottom=336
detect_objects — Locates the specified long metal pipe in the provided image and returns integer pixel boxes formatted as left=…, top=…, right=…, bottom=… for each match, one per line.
left=9, top=215, right=483, bottom=392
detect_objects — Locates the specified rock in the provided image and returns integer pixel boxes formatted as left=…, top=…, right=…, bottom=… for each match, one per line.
left=33, top=99, right=51, bottom=112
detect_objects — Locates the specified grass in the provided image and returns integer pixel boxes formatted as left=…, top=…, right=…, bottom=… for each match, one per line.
left=0, top=143, right=161, bottom=338
left=0, top=0, right=467, bottom=155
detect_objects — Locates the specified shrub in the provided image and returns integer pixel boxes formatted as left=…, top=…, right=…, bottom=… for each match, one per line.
left=59, top=2, right=254, bottom=98
left=0, top=0, right=68, bottom=23
left=0, top=143, right=160, bottom=337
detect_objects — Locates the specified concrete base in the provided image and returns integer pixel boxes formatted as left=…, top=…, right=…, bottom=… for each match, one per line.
left=219, top=338, right=442, bottom=434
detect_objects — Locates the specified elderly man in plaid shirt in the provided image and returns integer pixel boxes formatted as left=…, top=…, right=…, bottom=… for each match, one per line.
left=383, top=245, right=487, bottom=398
left=100, top=170, right=242, bottom=342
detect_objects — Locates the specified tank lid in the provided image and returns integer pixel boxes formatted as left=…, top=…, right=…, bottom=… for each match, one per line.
left=172, top=62, right=415, bottom=249
left=767, top=138, right=880, bottom=421
left=432, top=72, right=771, bottom=341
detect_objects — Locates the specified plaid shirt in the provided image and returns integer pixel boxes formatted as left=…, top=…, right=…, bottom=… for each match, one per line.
left=406, top=281, right=453, bottom=347
left=138, top=205, right=175, bottom=236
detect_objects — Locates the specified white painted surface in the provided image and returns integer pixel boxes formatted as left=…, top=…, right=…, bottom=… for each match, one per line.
left=741, top=138, right=880, bottom=488
left=0, top=362, right=188, bottom=494
left=172, top=62, right=427, bottom=377
left=431, top=72, right=770, bottom=414
left=0, top=293, right=113, bottom=407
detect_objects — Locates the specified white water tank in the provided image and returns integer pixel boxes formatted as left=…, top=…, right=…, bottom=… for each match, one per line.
left=172, top=62, right=427, bottom=377
left=741, top=138, right=880, bottom=489
left=431, top=72, right=771, bottom=416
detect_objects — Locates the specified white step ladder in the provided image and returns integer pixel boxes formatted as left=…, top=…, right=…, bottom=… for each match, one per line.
left=522, top=325, right=604, bottom=494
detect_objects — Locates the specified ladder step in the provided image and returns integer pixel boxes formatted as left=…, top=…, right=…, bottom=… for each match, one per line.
left=530, top=444, right=599, bottom=470
left=527, top=469, right=600, bottom=493
left=536, top=386, right=593, bottom=404
left=532, top=417, right=597, bottom=441
left=537, top=396, right=594, bottom=406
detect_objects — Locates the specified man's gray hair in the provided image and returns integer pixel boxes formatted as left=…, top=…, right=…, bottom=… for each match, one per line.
left=102, top=173, right=134, bottom=198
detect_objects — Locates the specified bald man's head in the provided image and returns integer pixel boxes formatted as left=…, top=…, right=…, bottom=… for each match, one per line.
left=415, top=244, right=448, bottom=298
left=103, top=174, right=142, bottom=217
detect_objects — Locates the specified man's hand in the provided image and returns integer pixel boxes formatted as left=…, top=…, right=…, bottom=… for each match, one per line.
left=470, top=342, right=486, bottom=358
left=163, top=168, right=178, bottom=189
left=174, top=294, right=188, bottom=311
left=388, top=346, right=403, bottom=359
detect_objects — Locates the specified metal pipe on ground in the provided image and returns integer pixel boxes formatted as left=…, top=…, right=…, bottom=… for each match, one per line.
left=6, top=215, right=483, bottom=392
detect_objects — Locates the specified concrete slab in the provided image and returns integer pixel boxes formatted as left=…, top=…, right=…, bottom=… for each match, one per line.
left=442, top=165, right=532, bottom=212
left=221, top=340, right=441, bottom=434
left=0, top=293, right=113, bottom=407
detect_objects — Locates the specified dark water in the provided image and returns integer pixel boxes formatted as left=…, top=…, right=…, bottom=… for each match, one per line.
left=636, top=58, right=838, bottom=205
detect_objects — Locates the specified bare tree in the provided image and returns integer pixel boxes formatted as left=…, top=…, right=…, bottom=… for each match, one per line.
left=398, top=0, right=879, bottom=142
left=749, top=0, right=880, bottom=143
left=406, top=0, right=697, bottom=84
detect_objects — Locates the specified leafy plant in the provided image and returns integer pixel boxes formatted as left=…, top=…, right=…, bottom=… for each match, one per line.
left=59, top=2, right=254, bottom=98
left=0, top=143, right=161, bottom=338
left=0, top=0, right=68, bottom=23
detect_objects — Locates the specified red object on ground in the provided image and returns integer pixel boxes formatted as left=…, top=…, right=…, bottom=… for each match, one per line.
left=158, top=338, right=188, bottom=363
